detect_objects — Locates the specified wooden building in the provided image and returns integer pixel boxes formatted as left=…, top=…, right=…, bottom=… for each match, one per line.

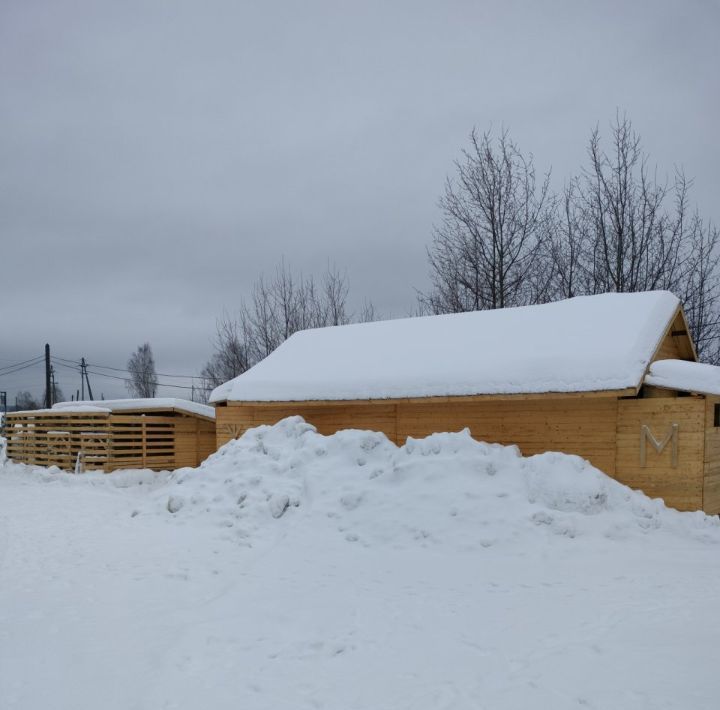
left=210, top=291, right=720, bottom=514
left=3, top=398, right=215, bottom=472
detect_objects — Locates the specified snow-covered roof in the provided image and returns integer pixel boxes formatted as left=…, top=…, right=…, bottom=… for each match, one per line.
left=211, top=291, right=682, bottom=403
left=645, top=359, right=720, bottom=396
left=52, top=398, right=215, bottom=420
left=33, top=405, right=111, bottom=414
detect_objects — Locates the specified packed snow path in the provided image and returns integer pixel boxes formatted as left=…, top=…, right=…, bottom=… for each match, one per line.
left=1, top=418, right=720, bottom=709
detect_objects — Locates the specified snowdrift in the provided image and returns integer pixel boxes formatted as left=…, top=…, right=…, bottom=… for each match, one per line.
left=158, top=416, right=720, bottom=548
left=3, top=418, right=720, bottom=710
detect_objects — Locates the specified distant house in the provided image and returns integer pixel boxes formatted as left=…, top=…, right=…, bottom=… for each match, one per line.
left=211, top=291, right=720, bottom=514
left=3, top=398, right=215, bottom=472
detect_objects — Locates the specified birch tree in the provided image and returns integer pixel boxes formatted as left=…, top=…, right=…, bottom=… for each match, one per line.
left=420, top=129, right=552, bottom=313
left=126, top=343, right=158, bottom=398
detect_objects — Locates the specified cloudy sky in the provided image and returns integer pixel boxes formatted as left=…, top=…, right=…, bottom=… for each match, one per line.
left=1, top=0, right=718, bottom=403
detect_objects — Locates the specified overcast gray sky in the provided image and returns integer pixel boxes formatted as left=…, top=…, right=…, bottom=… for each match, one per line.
left=1, top=0, right=719, bottom=402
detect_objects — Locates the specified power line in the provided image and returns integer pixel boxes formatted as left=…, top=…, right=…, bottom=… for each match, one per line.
left=0, top=358, right=45, bottom=377
left=0, top=355, right=44, bottom=375
left=54, top=355, right=202, bottom=379
left=83, top=368, right=196, bottom=390
left=88, top=362, right=202, bottom=379
left=51, top=361, right=81, bottom=373
left=51, top=358, right=198, bottom=390
left=50, top=355, right=82, bottom=366
left=0, top=354, right=42, bottom=364
left=2, top=351, right=202, bottom=400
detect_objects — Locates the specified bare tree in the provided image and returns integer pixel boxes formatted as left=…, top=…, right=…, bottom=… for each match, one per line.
left=681, top=214, right=720, bottom=362
left=198, top=313, right=254, bottom=402
left=319, top=264, right=350, bottom=326
left=243, top=260, right=354, bottom=360
left=201, top=260, right=373, bottom=398
left=358, top=299, right=379, bottom=323
left=15, top=391, right=39, bottom=410
left=420, top=128, right=552, bottom=313
left=546, top=180, right=590, bottom=300
left=126, top=343, right=158, bottom=398
left=575, top=115, right=685, bottom=294
left=42, top=384, right=65, bottom=407
left=549, top=114, right=720, bottom=360
left=422, top=114, right=720, bottom=361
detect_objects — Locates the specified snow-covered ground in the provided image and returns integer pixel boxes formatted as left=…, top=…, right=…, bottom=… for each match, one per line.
left=1, top=417, right=719, bottom=709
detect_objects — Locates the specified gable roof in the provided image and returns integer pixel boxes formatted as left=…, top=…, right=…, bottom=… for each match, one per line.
left=210, top=291, right=683, bottom=403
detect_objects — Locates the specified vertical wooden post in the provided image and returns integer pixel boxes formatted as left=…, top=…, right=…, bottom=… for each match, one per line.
left=44, top=344, right=51, bottom=409
left=104, top=418, right=113, bottom=473
left=142, top=418, right=147, bottom=468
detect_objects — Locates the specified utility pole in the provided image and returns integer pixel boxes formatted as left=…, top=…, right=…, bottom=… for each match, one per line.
left=45, top=343, right=51, bottom=409
left=50, top=365, right=57, bottom=406
left=80, top=358, right=94, bottom=401
left=85, top=364, right=94, bottom=400
left=0, top=391, right=7, bottom=415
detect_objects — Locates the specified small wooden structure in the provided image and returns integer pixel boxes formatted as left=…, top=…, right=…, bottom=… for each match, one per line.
left=210, top=291, right=720, bottom=514
left=2, top=398, right=215, bottom=472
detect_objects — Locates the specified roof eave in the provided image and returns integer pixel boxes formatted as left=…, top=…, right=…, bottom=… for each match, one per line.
left=219, top=387, right=639, bottom=407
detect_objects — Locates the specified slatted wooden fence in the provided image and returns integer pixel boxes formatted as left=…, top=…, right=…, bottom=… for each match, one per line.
left=2, top=410, right=215, bottom=472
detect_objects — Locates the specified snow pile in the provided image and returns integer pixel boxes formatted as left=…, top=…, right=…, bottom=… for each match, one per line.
left=158, top=416, right=719, bottom=548
left=0, top=455, right=167, bottom=489
left=0, top=427, right=165, bottom=489
left=3, top=417, right=720, bottom=710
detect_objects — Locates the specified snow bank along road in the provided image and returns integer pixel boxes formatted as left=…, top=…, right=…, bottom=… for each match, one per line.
left=1, top=417, right=719, bottom=710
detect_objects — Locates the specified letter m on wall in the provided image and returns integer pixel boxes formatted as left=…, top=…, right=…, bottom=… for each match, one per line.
left=640, top=423, right=679, bottom=468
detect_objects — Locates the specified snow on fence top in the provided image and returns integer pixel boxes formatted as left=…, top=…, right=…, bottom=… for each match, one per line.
left=52, top=398, right=215, bottom=420
left=211, top=291, right=681, bottom=403
left=32, top=405, right=111, bottom=414
left=645, top=359, right=720, bottom=396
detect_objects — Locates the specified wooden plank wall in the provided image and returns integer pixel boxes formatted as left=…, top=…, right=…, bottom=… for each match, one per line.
left=216, top=402, right=396, bottom=449
left=654, top=332, right=683, bottom=361
left=3, top=411, right=215, bottom=472
left=217, top=395, right=720, bottom=512
left=174, top=416, right=217, bottom=467
left=216, top=397, right=619, bottom=476
left=106, top=415, right=175, bottom=470
left=3, top=411, right=111, bottom=470
left=703, top=396, right=720, bottom=514
left=615, top=398, right=706, bottom=511
left=651, top=310, right=696, bottom=362
left=197, top=418, right=217, bottom=464
left=175, top=416, right=199, bottom=468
